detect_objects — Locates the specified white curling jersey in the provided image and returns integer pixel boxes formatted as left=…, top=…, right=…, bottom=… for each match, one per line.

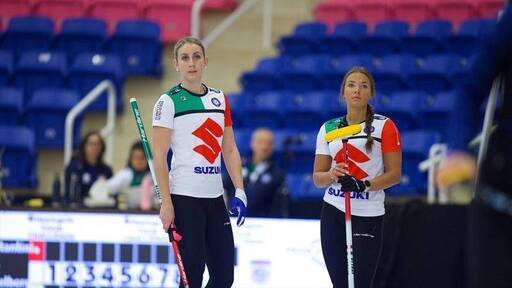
left=316, top=114, right=401, bottom=217
left=152, top=84, right=232, bottom=198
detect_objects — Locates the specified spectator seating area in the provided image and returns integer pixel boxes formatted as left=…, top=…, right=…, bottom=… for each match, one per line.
left=0, top=0, right=504, bottom=202
left=231, top=0, right=504, bottom=199
left=0, top=0, right=239, bottom=189
left=314, top=0, right=503, bottom=28
left=0, top=0, right=238, bottom=42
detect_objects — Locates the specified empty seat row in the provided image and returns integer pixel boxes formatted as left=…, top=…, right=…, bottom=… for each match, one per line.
left=0, top=51, right=123, bottom=111
left=314, top=0, right=504, bottom=28
left=0, top=17, right=161, bottom=75
left=240, top=53, right=469, bottom=94
left=0, top=0, right=239, bottom=42
left=279, top=19, right=494, bottom=57
left=229, top=89, right=462, bottom=139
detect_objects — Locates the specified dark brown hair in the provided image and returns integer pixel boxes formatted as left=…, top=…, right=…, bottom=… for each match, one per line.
left=78, top=131, right=106, bottom=166
left=127, top=141, right=149, bottom=172
left=340, top=66, right=376, bottom=151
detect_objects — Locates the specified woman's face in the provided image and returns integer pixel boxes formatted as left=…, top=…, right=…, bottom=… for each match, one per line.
left=174, top=43, right=208, bottom=84
left=84, top=134, right=103, bottom=163
left=131, top=149, right=148, bottom=172
left=342, top=72, right=373, bottom=109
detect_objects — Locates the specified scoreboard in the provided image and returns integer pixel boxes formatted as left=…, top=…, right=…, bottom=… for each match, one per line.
left=0, top=209, right=331, bottom=288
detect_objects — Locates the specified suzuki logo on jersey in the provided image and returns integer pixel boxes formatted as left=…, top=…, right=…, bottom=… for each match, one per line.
left=194, top=166, right=221, bottom=174
left=192, top=118, right=223, bottom=164
left=334, top=143, right=370, bottom=179
left=328, top=187, right=369, bottom=200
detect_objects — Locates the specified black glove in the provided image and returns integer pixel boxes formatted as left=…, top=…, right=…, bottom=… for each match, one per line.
left=338, top=175, right=368, bottom=192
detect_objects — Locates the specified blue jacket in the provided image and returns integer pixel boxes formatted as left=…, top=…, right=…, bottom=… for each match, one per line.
left=223, top=157, right=285, bottom=218
left=65, top=157, right=113, bottom=203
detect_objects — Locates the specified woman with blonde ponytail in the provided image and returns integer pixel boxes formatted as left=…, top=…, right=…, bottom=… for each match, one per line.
left=313, top=67, right=402, bottom=288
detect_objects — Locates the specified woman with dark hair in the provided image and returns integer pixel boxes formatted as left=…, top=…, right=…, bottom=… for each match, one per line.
left=64, top=131, right=113, bottom=205
left=87, top=141, right=154, bottom=210
left=313, top=67, right=402, bottom=288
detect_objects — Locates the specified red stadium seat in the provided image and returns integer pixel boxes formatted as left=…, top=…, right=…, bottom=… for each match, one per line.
left=203, top=0, right=238, bottom=11
left=32, top=0, right=85, bottom=30
left=353, top=0, right=394, bottom=30
left=142, top=0, right=194, bottom=43
left=85, top=0, right=141, bottom=34
left=432, top=0, right=479, bottom=28
left=313, top=1, right=356, bottom=30
left=475, top=0, right=505, bottom=18
left=390, top=0, right=436, bottom=28
left=0, top=0, right=32, bottom=28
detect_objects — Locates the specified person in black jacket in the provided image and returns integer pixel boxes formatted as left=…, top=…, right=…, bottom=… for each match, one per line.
left=224, top=128, right=286, bottom=217
left=439, top=3, right=512, bottom=287
left=64, top=131, right=113, bottom=205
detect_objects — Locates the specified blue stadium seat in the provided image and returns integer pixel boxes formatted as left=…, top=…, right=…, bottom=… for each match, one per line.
left=285, top=130, right=317, bottom=173
left=318, top=21, right=367, bottom=56
left=286, top=173, right=323, bottom=200
left=242, top=91, right=288, bottom=129
left=377, top=91, right=427, bottom=131
left=286, top=173, right=309, bottom=200
left=326, top=90, right=347, bottom=120
left=387, top=130, right=441, bottom=195
left=107, top=20, right=162, bottom=76
left=1, top=16, right=54, bottom=58
left=233, top=127, right=253, bottom=157
left=227, top=91, right=251, bottom=128
left=280, top=55, right=329, bottom=92
left=0, top=125, right=37, bottom=188
left=283, top=91, right=331, bottom=130
left=359, top=20, right=410, bottom=56
left=240, top=56, right=288, bottom=92
left=400, top=20, right=453, bottom=56
left=0, top=50, right=13, bottom=86
left=443, top=19, right=494, bottom=57
left=278, top=22, right=327, bottom=56
left=419, top=90, right=457, bottom=141
left=272, top=129, right=291, bottom=164
left=25, top=88, right=80, bottom=148
left=68, top=53, right=123, bottom=111
left=0, top=87, right=23, bottom=125
left=55, top=17, right=107, bottom=61
left=372, top=54, right=419, bottom=94
left=14, top=51, right=67, bottom=104
left=409, top=53, right=466, bottom=94
left=323, top=54, right=375, bottom=90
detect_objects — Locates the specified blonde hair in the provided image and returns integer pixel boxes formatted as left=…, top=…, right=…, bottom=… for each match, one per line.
left=173, top=36, right=206, bottom=59
left=340, top=66, right=376, bottom=151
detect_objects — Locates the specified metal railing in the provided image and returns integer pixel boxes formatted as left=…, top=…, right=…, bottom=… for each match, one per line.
left=191, top=0, right=272, bottom=49
left=64, top=80, right=116, bottom=167
left=419, top=75, right=503, bottom=204
left=419, top=144, right=448, bottom=204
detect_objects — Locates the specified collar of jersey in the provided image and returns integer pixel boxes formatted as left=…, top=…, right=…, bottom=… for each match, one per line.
left=179, top=83, right=208, bottom=97
left=341, top=115, right=366, bottom=127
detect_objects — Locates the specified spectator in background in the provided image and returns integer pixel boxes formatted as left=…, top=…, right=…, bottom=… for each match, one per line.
left=86, top=141, right=155, bottom=210
left=438, top=2, right=512, bottom=288
left=65, top=131, right=113, bottom=205
left=224, top=128, right=286, bottom=217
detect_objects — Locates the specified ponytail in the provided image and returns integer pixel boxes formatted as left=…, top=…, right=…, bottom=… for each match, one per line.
left=365, top=104, right=374, bottom=151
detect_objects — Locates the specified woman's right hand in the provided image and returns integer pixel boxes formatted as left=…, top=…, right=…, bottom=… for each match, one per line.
left=329, top=162, right=349, bottom=182
left=159, top=201, right=175, bottom=232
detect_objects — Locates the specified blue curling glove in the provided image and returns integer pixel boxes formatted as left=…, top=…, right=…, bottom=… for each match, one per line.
left=229, top=188, right=247, bottom=227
